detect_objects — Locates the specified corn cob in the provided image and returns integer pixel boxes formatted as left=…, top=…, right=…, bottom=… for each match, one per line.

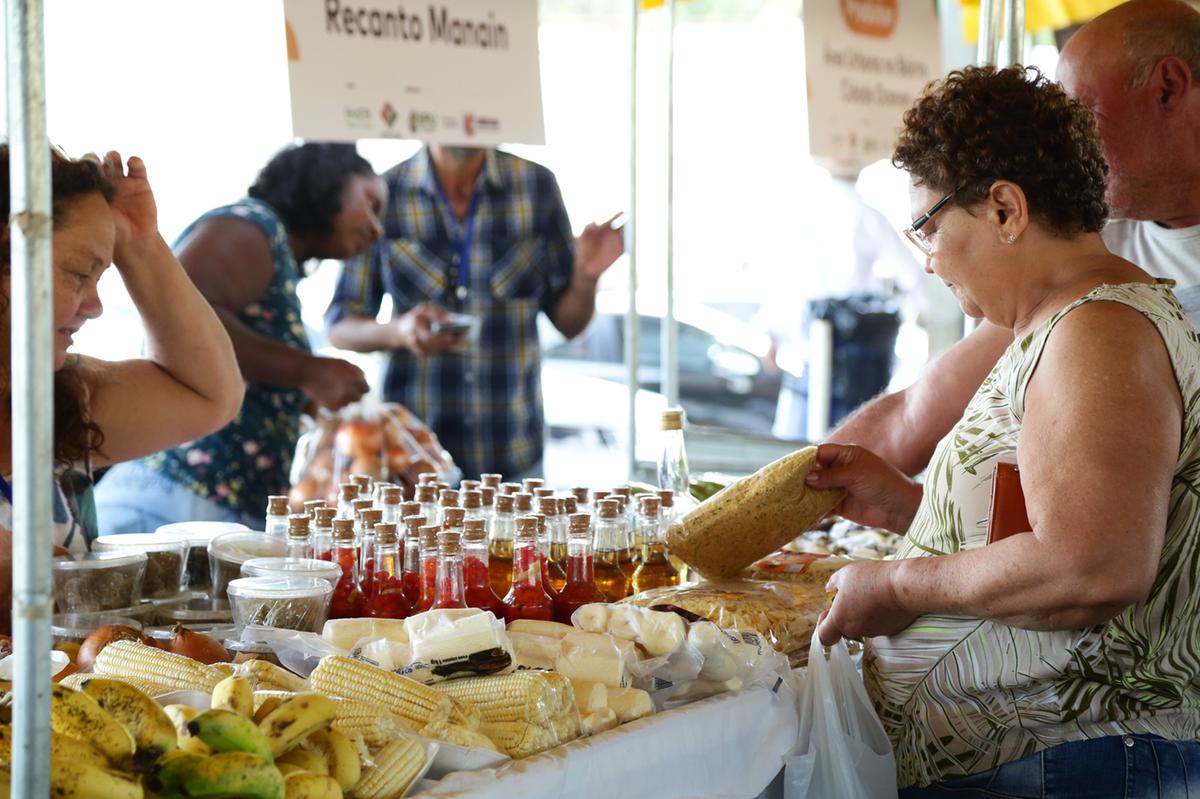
left=57, top=671, right=176, bottom=698
left=92, top=640, right=225, bottom=692
left=419, top=720, right=500, bottom=752
left=239, top=659, right=308, bottom=692
left=478, top=720, right=558, bottom=759
left=210, top=662, right=236, bottom=677
left=540, top=671, right=578, bottom=718
left=432, top=672, right=566, bottom=725
left=353, top=736, right=427, bottom=799
left=251, top=690, right=296, bottom=711
left=550, top=711, right=581, bottom=745
left=331, top=698, right=416, bottom=749
left=447, top=697, right=481, bottom=730
left=310, top=656, right=451, bottom=728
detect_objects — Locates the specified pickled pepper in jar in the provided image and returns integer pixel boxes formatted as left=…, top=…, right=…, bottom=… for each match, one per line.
left=401, top=514, right=426, bottom=605
left=462, top=519, right=505, bottom=617
left=554, top=513, right=606, bottom=624
left=502, top=517, right=555, bottom=623
left=329, top=518, right=365, bottom=618
left=364, top=523, right=411, bottom=618
left=432, top=532, right=467, bottom=610
left=415, top=524, right=441, bottom=613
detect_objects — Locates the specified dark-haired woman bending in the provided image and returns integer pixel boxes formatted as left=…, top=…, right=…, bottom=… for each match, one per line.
left=96, top=143, right=385, bottom=531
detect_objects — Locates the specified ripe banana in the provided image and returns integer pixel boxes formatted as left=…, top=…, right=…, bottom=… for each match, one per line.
left=188, top=708, right=275, bottom=763
left=146, top=751, right=208, bottom=797
left=308, top=728, right=360, bottom=791
left=173, top=751, right=284, bottom=799
left=276, top=762, right=308, bottom=777
left=258, top=693, right=337, bottom=758
left=49, top=684, right=136, bottom=767
left=283, top=771, right=344, bottom=799
left=276, top=745, right=329, bottom=775
left=211, top=674, right=254, bottom=717
left=49, top=754, right=144, bottom=799
left=164, top=704, right=211, bottom=756
left=52, top=734, right=112, bottom=771
left=80, top=676, right=177, bottom=769
left=253, top=691, right=294, bottom=724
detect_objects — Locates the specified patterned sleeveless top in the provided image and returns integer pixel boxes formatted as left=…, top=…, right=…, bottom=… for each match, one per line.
left=866, top=282, right=1200, bottom=788
left=143, top=200, right=311, bottom=520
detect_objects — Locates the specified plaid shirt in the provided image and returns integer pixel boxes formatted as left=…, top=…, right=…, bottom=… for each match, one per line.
left=326, top=148, right=575, bottom=478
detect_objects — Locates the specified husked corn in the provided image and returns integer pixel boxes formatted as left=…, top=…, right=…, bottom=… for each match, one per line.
left=310, top=655, right=451, bottom=728
left=354, top=736, right=427, bottom=799
left=240, top=659, right=308, bottom=692
left=447, top=697, right=481, bottom=730
left=479, top=720, right=558, bottom=759
left=420, top=720, right=500, bottom=752
left=92, top=640, right=225, bottom=692
left=58, top=672, right=175, bottom=698
left=331, top=698, right=416, bottom=749
left=432, top=672, right=570, bottom=726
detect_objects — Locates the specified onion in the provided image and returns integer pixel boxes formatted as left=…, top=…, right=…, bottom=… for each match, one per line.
left=77, top=624, right=151, bottom=672
left=166, top=623, right=228, bottom=665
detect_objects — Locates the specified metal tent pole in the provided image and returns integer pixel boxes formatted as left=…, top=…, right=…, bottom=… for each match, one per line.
left=6, top=0, right=56, bottom=794
left=625, top=0, right=640, bottom=479
left=661, top=0, right=678, bottom=409
left=1004, top=0, right=1025, bottom=65
left=976, top=0, right=1004, bottom=65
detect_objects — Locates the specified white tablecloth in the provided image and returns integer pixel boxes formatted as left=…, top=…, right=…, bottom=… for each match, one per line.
left=410, top=680, right=801, bottom=799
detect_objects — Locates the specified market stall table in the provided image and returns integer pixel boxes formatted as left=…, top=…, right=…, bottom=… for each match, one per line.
left=411, top=678, right=801, bottom=799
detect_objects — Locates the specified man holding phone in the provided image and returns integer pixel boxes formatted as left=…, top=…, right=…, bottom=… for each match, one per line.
left=326, top=144, right=623, bottom=479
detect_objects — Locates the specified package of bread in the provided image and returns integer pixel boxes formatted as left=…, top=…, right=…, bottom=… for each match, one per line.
left=741, top=553, right=854, bottom=585
left=622, top=579, right=830, bottom=666
left=664, top=447, right=844, bottom=578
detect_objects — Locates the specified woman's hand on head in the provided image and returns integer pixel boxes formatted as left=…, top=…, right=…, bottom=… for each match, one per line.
left=817, top=559, right=917, bottom=646
left=96, top=151, right=160, bottom=257
left=806, top=443, right=923, bottom=533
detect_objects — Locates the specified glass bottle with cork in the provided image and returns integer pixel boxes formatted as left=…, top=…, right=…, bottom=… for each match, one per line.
left=460, top=479, right=481, bottom=494
left=358, top=508, right=383, bottom=597
left=303, top=499, right=327, bottom=520
left=592, top=499, right=631, bottom=601
left=349, top=473, right=373, bottom=499
left=499, top=481, right=522, bottom=496
left=401, top=514, right=426, bottom=605
left=364, top=523, right=411, bottom=618
left=502, top=516, right=555, bottom=623
left=462, top=519, right=504, bottom=617
left=480, top=473, right=502, bottom=491
left=632, top=495, right=680, bottom=593
left=371, top=481, right=396, bottom=505
left=521, top=477, right=545, bottom=494
left=432, top=531, right=467, bottom=610
left=538, top=497, right=569, bottom=593
left=285, top=513, right=312, bottom=561
left=461, top=490, right=484, bottom=525
left=311, top=506, right=336, bottom=561
left=329, top=518, right=365, bottom=618
left=336, top=482, right=360, bottom=520
left=415, top=484, right=438, bottom=528
left=533, top=514, right=561, bottom=599
left=489, top=494, right=516, bottom=599
left=417, top=471, right=438, bottom=486
left=265, top=495, right=290, bottom=538
left=658, top=408, right=697, bottom=516
left=415, top=524, right=441, bottom=613
left=438, top=488, right=460, bottom=521
left=380, top=486, right=404, bottom=525
left=480, top=486, right=497, bottom=533
left=570, top=487, right=591, bottom=518
left=608, top=492, right=639, bottom=573
left=554, top=512, right=607, bottom=624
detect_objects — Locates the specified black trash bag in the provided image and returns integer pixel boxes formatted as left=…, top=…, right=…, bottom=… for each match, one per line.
left=807, top=293, right=902, bottom=425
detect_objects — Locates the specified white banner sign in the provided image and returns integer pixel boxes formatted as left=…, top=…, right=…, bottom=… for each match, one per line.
left=804, top=0, right=941, bottom=172
left=284, top=0, right=545, bottom=145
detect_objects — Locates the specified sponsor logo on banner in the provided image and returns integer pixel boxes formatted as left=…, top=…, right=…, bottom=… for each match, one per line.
left=839, top=0, right=898, bottom=37
left=408, top=109, right=437, bottom=134
left=463, top=113, right=476, bottom=137
left=476, top=116, right=500, bottom=132
left=380, top=102, right=399, bottom=128
left=344, top=106, right=372, bottom=129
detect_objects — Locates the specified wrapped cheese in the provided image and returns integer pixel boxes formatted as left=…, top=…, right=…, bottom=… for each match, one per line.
left=556, top=631, right=632, bottom=688
left=322, top=617, right=409, bottom=650
left=581, top=707, right=619, bottom=736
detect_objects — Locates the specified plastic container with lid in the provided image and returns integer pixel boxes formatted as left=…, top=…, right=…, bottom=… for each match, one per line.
left=53, top=552, right=147, bottom=613
left=226, top=576, right=333, bottom=633
left=241, top=557, right=341, bottom=588
left=208, top=532, right=287, bottom=603
left=155, top=521, right=250, bottom=592
left=51, top=612, right=143, bottom=644
left=155, top=595, right=233, bottom=626
left=93, top=534, right=188, bottom=598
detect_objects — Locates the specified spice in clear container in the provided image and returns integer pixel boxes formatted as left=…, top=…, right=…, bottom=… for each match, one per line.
left=156, top=521, right=249, bottom=593
left=227, top=576, right=332, bottom=632
left=240, top=557, right=341, bottom=588
left=53, top=552, right=147, bottom=613
left=92, top=534, right=186, bottom=599
left=208, top=532, right=288, bottom=604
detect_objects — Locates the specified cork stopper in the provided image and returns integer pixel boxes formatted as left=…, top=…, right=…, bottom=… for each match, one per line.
left=442, top=507, right=466, bottom=529
left=515, top=516, right=539, bottom=540
left=560, top=497, right=578, bottom=515
left=381, top=486, right=404, bottom=506
left=352, top=498, right=374, bottom=515
left=460, top=479, right=481, bottom=493
left=657, top=489, right=674, bottom=508
left=416, top=484, right=437, bottom=503
left=480, top=473, right=502, bottom=488
left=267, top=495, right=290, bottom=516
left=403, top=515, right=427, bottom=536
left=522, top=478, right=545, bottom=493
left=592, top=489, right=610, bottom=506
left=350, top=474, right=373, bottom=492
left=514, top=492, right=534, bottom=514
left=462, top=490, right=482, bottom=510
left=639, top=495, right=661, bottom=517
left=314, top=507, right=336, bottom=527
left=661, top=408, right=684, bottom=431
left=596, top=499, right=620, bottom=520
left=360, top=509, right=383, bottom=529
left=533, top=488, right=555, bottom=499
left=481, top=487, right=496, bottom=507
left=332, top=518, right=356, bottom=541
left=303, top=499, right=327, bottom=515
left=375, top=523, right=398, bottom=546
left=571, top=487, right=589, bottom=503
left=463, top=519, right=488, bottom=543
left=436, top=482, right=450, bottom=492
left=538, top=497, right=560, bottom=517
left=611, top=496, right=627, bottom=514
left=611, top=486, right=631, bottom=500
left=338, top=483, right=359, bottom=502
left=499, top=482, right=521, bottom=495
left=287, top=513, right=311, bottom=537
left=418, top=472, right=438, bottom=485
left=495, top=494, right=515, bottom=514
left=438, top=489, right=460, bottom=508
left=438, top=531, right=462, bottom=557
left=419, top=525, right=441, bottom=549
left=400, top=501, right=421, bottom=518
left=569, top=513, right=591, bottom=534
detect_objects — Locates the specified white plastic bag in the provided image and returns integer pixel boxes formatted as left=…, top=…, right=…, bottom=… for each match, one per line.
left=784, top=632, right=898, bottom=799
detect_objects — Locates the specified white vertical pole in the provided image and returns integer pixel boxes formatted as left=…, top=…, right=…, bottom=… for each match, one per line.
left=806, top=320, right=833, bottom=443
left=661, top=0, right=679, bottom=409
left=1004, top=0, right=1025, bottom=65
left=625, top=0, right=639, bottom=478
left=7, top=0, right=56, bottom=794
left=976, top=0, right=1003, bottom=65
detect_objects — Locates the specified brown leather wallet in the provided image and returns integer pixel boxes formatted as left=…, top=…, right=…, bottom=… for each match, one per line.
left=987, top=461, right=1032, bottom=544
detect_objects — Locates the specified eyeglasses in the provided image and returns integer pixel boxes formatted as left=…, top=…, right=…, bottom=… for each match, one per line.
left=904, top=187, right=959, bottom=256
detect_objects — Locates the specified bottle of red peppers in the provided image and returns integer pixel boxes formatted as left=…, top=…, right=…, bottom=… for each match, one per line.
left=462, top=519, right=504, bottom=617
left=401, top=514, right=426, bottom=605
left=554, top=512, right=607, bottom=624
left=415, top=524, right=441, bottom=613
left=502, top=516, right=555, bottom=623
left=364, top=523, right=411, bottom=618
left=329, top=518, right=365, bottom=618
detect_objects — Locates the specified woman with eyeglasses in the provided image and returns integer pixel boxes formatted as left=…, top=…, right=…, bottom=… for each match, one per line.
left=807, top=66, right=1200, bottom=796
left=0, top=147, right=243, bottom=629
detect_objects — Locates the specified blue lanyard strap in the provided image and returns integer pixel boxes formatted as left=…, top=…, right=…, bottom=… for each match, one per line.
left=434, top=180, right=480, bottom=302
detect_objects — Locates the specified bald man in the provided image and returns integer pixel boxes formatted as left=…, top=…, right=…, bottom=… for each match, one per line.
left=826, top=0, right=1200, bottom=475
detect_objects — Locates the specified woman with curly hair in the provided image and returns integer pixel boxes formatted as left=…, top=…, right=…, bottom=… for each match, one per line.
left=96, top=142, right=384, bottom=532
left=809, top=65, right=1200, bottom=795
left=0, top=147, right=243, bottom=616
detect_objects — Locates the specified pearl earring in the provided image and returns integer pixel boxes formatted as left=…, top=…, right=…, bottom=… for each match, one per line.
left=1007, top=233, right=1016, bottom=244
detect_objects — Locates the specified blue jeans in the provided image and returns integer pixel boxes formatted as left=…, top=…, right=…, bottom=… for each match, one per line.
left=902, top=734, right=1200, bottom=798
left=94, top=460, right=262, bottom=535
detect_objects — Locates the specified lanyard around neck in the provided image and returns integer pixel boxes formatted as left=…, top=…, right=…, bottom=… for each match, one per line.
left=434, top=179, right=481, bottom=303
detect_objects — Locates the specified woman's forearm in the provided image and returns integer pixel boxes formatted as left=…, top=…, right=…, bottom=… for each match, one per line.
left=117, top=236, right=243, bottom=418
